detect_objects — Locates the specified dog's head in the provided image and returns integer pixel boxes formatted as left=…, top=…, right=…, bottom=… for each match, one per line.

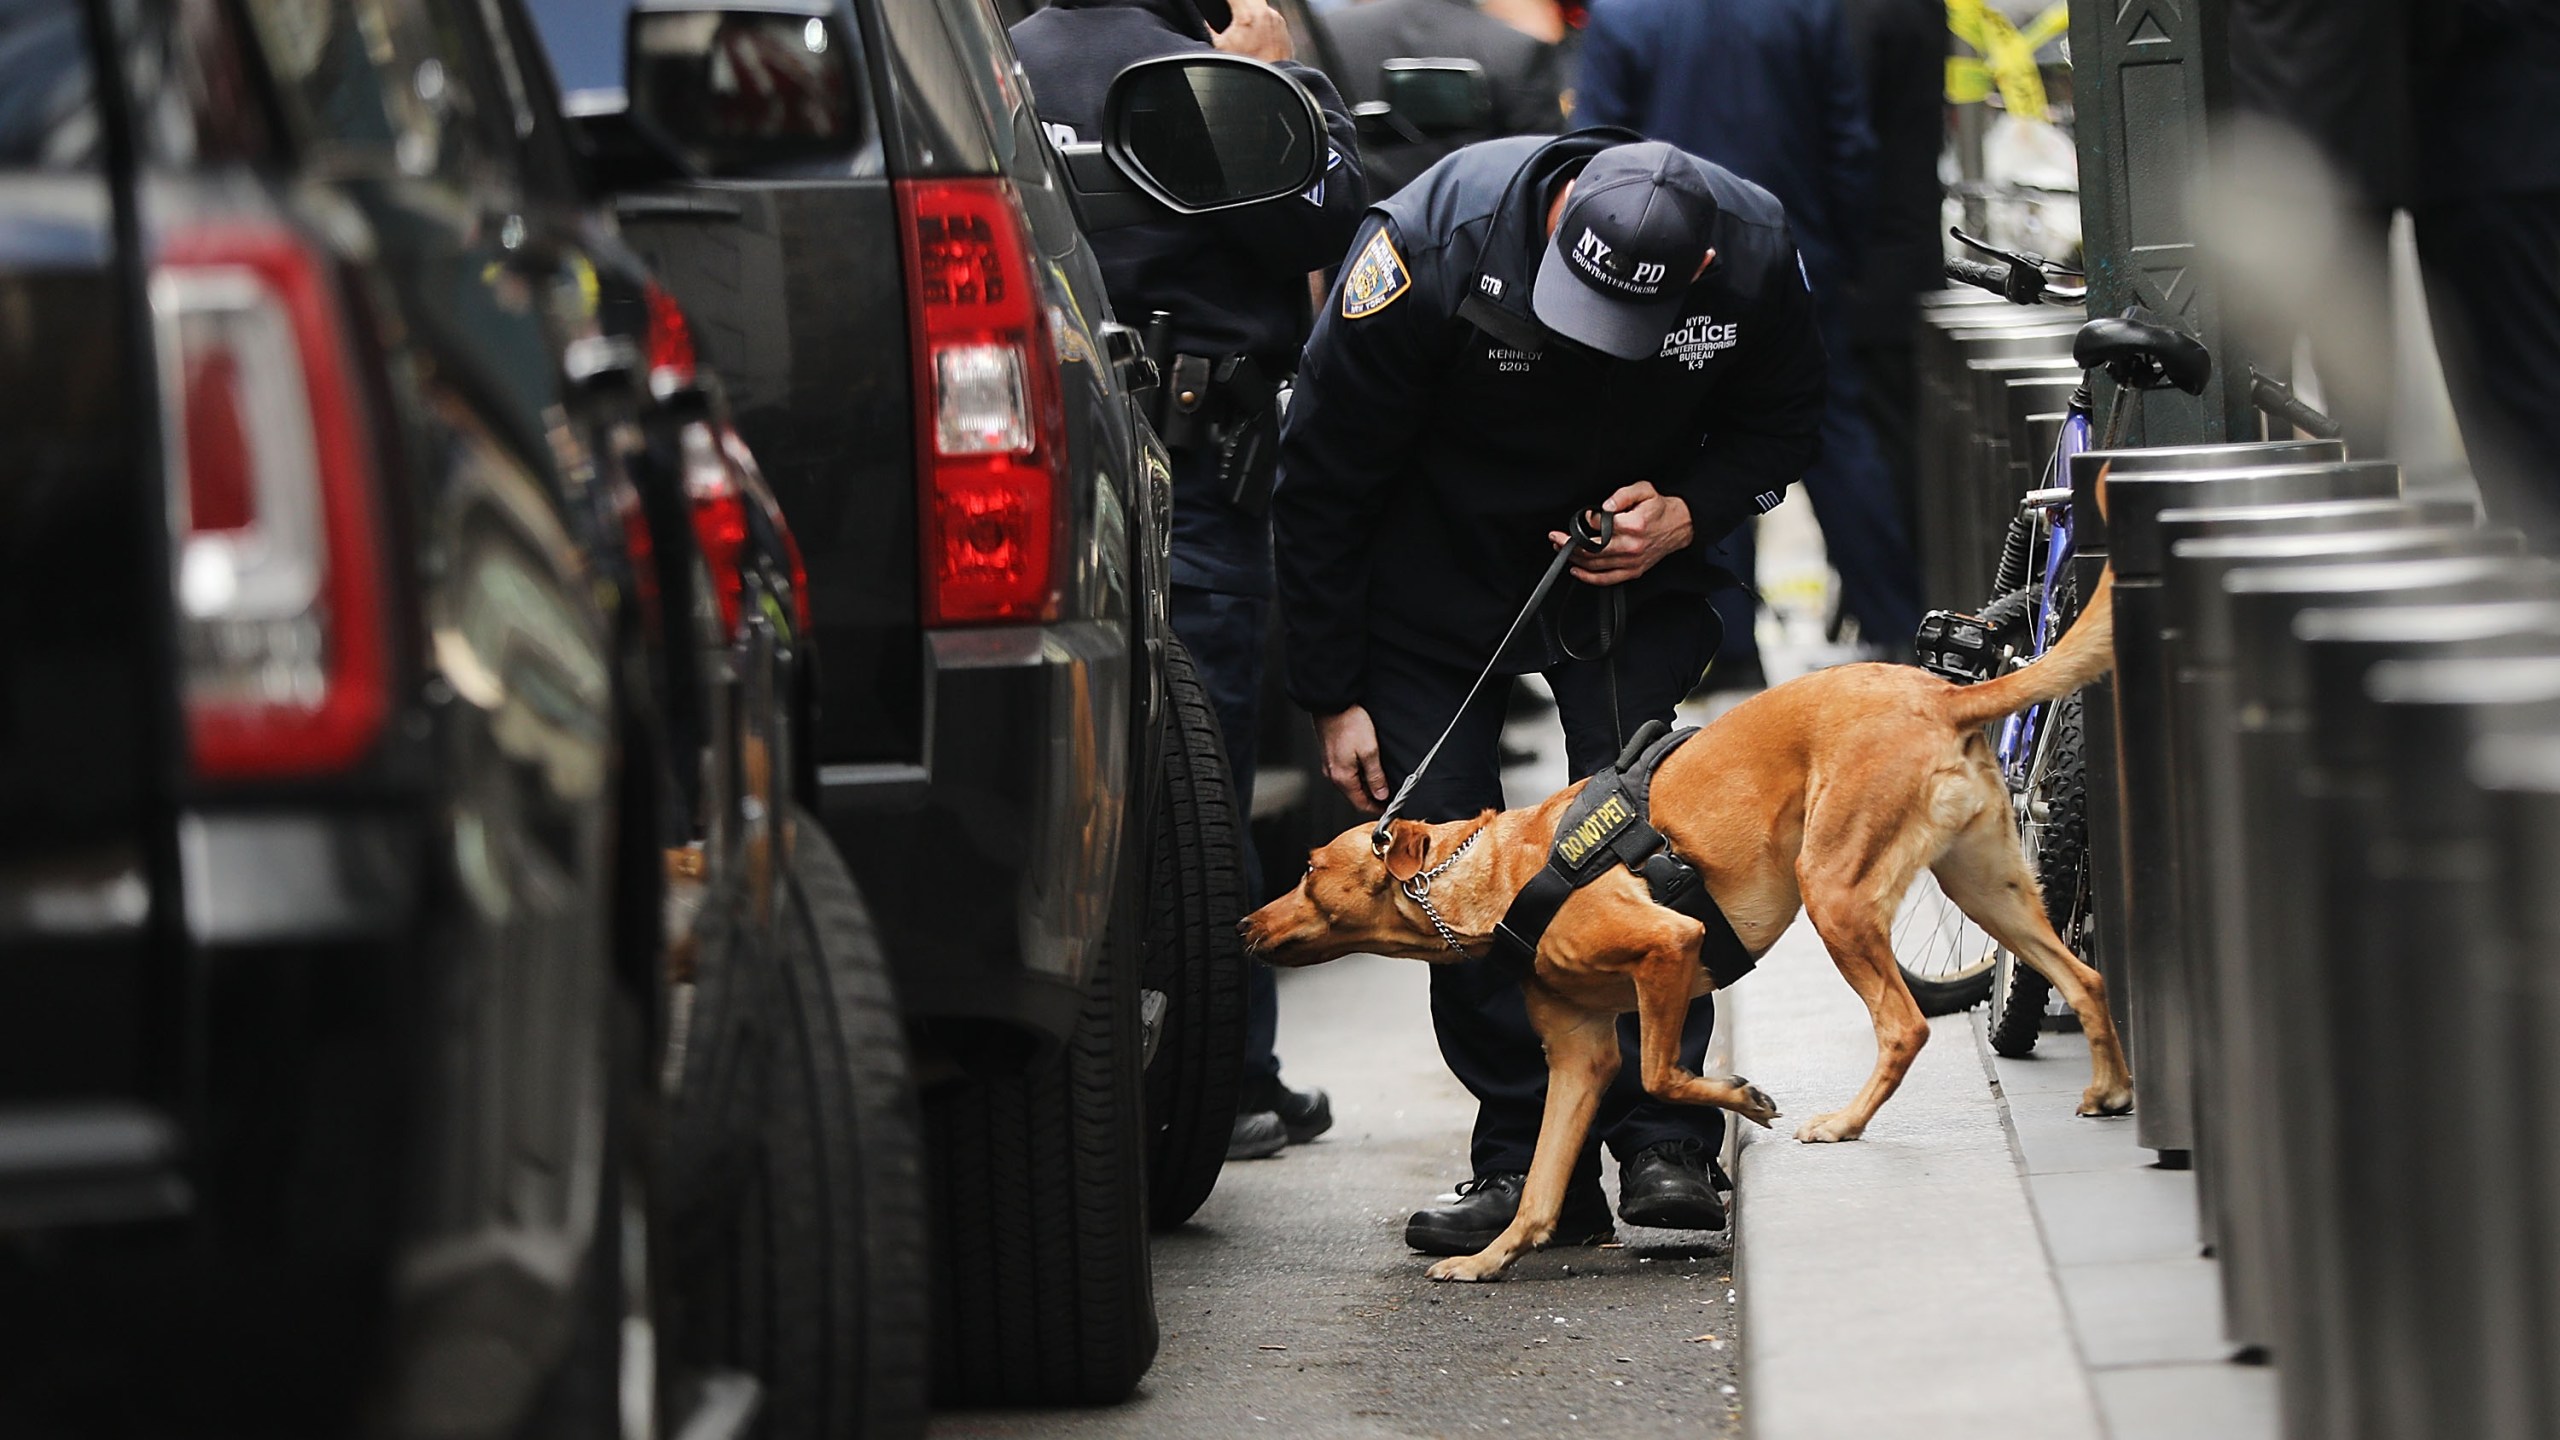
left=1240, top=816, right=1486, bottom=967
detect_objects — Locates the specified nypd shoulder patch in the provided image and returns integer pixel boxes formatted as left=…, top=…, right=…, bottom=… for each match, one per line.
left=1340, top=225, right=1412, bottom=320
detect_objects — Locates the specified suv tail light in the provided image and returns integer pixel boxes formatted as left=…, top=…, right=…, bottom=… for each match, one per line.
left=153, top=223, right=389, bottom=780
left=894, top=178, right=1068, bottom=627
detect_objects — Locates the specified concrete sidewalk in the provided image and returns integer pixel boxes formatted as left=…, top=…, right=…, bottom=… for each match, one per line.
left=1729, top=903, right=2280, bottom=1440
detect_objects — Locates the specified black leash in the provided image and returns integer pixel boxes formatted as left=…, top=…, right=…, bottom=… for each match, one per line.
left=1370, top=508, right=1617, bottom=853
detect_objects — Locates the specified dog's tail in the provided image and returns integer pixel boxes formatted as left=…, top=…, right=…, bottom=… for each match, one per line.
left=1939, top=567, right=2116, bottom=732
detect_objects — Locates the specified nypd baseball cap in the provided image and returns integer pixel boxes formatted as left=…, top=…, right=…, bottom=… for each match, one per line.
left=1532, top=142, right=1719, bottom=360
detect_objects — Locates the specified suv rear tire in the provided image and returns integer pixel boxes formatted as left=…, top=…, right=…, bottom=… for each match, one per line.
left=1141, top=638, right=1251, bottom=1229
left=925, top=908, right=1158, bottom=1404
left=767, top=814, right=930, bottom=1439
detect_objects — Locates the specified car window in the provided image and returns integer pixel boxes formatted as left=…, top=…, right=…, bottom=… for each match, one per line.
left=936, top=0, right=1023, bottom=168
left=521, top=0, right=621, bottom=103
left=240, top=0, right=509, bottom=181
left=0, top=0, right=97, bottom=169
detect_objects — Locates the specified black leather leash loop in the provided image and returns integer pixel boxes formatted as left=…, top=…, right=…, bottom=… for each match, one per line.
left=1371, top=509, right=1616, bottom=853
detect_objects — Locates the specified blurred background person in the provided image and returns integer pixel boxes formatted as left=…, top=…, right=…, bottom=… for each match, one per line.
left=1321, top=0, right=1566, bottom=198
left=1576, top=0, right=1920, bottom=683
left=1841, top=0, right=1946, bottom=552
left=2409, top=1, right=2560, bottom=548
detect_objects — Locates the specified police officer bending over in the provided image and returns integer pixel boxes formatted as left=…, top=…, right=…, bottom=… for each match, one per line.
left=1011, top=0, right=1365, bottom=1159
left=1275, top=134, right=1823, bottom=1252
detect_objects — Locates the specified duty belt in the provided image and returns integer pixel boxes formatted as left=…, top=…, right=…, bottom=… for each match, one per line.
left=1488, top=719, right=1757, bottom=991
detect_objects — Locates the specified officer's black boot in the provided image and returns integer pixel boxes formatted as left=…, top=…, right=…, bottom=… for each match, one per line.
left=1404, top=1173, right=1616, bottom=1256
left=1616, top=1138, right=1729, bottom=1231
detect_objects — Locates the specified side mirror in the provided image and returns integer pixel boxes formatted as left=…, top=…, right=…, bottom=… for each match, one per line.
left=1378, top=58, right=1494, bottom=138
left=1053, top=54, right=1326, bottom=232
left=624, top=3, right=861, bottom=173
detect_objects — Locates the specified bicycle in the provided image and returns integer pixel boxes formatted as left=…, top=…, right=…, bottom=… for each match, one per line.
left=1892, top=229, right=2211, bottom=1051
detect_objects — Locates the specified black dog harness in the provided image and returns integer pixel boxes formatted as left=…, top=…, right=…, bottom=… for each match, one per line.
left=1486, top=720, right=1757, bottom=989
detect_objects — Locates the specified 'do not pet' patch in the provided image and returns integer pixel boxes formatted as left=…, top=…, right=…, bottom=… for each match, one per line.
left=1341, top=226, right=1411, bottom=319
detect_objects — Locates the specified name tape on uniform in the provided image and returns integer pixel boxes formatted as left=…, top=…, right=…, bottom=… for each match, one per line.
left=1341, top=226, right=1412, bottom=319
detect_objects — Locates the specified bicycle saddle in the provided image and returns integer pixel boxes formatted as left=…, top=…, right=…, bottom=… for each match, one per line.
left=2073, top=309, right=2212, bottom=395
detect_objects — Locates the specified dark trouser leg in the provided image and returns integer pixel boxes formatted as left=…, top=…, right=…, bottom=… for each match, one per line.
left=1168, top=584, right=1281, bottom=1101
left=1359, top=643, right=1535, bottom=1176
left=2414, top=191, right=2560, bottom=549
left=1854, top=336, right=1921, bottom=546
left=1543, top=600, right=1728, bottom=1163
left=1802, top=305, right=1923, bottom=654
left=1704, top=528, right=1763, bottom=680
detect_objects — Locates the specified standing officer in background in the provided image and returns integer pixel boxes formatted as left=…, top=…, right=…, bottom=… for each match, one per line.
left=1011, top=0, right=1366, bottom=1158
left=1575, top=0, right=1918, bottom=677
left=1840, top=0, right=1947, bottom=546
left=1276, top=134, right=1824, bottom=1252
left=1319, top=0, right=1566, bottom=198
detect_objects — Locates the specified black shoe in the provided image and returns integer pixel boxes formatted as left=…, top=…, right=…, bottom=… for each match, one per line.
left=1404, top=1173, right=1616, bottom=1256
left=1616, top=1139, right=1729, bottom=1231
left=1228, top=1110, right=1287, bottom=1161
left=1271, top=1083, right=1333, bottom=1144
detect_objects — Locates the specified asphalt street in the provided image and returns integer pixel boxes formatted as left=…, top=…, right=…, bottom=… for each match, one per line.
left=931, top=695, right=1747, bottom=1440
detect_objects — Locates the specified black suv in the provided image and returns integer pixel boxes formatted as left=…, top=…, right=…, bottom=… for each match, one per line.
left=0, top=0, right=920, bottom=1434
left=525, top=0, right=1334, bottom=1406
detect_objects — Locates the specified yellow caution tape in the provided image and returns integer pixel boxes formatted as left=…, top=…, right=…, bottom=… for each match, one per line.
left=1946, top=0, right=2068, bottom=122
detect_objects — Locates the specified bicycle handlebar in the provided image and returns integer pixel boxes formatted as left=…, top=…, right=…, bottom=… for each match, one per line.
left=1943, top=228, right=2088, bottom=306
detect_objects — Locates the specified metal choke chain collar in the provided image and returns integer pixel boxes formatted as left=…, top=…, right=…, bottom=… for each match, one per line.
left=1399, top=823, right=1487, bottom=959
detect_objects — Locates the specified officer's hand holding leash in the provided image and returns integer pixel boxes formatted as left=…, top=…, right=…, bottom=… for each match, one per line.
left=1209, top=0, right=1294, bottom=62
left=1319, top=508, right=1619, bottom=816
left=1547, top=481, right=1693, bottom=587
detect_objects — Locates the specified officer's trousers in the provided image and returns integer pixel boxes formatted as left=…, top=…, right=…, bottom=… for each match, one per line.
left=1363, top=597, right=1727, bottom=1182
left=1711, top=300, right=1924, bottom=668
left=2416, top=189, right=2560, bottom=550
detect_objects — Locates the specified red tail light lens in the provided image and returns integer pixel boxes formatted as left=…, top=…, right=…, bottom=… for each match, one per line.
left=895, top=178, right=1067, bottom=627
left=644, top=279, right=698, bottom=394
left=153, top=223, right=388, bottom=780
left=685, top=421, right=751, bottom=634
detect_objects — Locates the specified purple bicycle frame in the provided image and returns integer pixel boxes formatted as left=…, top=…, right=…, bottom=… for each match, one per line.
left=1995, top=402, right=2094, bottom=775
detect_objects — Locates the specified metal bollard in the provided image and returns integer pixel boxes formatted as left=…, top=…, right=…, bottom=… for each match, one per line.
left=2476, top=734, right=2560, bottom=1439
left=2154, top=499, right=2482, bottom=1345
left=2062, top=440, right=2349, bottom=1006
left=2324, top=656, right=2560, bottom=1440
left=2226, top=553, right=2552, bottom=1440
left=2096, top=462, right=2402, bottom=1160
left=2303, top=626, right=2560, bottom=1440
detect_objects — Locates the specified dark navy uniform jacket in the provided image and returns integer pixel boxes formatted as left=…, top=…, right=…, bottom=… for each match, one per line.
left=1010, top=0, right=1364, bottom=593
left=1274, top=131, right=1825, bottom=717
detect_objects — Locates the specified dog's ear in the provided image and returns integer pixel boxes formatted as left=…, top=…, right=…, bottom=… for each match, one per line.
left=1381, top=820, right=1432, bottom=884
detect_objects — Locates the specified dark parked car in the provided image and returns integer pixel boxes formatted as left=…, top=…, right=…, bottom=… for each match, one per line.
left=524, top=0, right=1332, bottom=1405
left=0, top=0, right=920, bottom=1434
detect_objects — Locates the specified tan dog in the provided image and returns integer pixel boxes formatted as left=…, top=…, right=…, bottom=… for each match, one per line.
left=1242, top=574, right=2132, bottom=1282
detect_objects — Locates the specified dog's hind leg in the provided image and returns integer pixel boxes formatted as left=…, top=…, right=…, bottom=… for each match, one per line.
left=1931, top=819, right=2135, bottom=1116
left=1793, top=797, right=1939, bottom=1143
left=1428, top=983, right=1618, bottom=1283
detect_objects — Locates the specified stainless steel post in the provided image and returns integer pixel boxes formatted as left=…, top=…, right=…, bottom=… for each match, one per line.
left=2099, top=463, right=2402, bottom=1160
left=2224, top=553, right=2553, bottom=1440
left=2063, top=440, right=2348, bottom=1010
left=2153, top=499, right=2481, bottom=1346
left=2326, top=656, right=2560, bottom=1440
left=2478, top=736, right=2560, bottom=1437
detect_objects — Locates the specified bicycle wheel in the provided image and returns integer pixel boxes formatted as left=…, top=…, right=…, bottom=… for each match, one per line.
left=1894, top=875, right=2000, bottom=1016
left=1991, top=694, right=2087, bottom=1058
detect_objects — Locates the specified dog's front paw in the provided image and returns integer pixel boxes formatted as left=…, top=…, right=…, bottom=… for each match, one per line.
left=1732, top=1080, right=1782, bottom=1127
left=2078, top=1084, right=2134, bottom=1117
left=1793, top=1111, right=1863, bottom=1144
left=1427, top=1253, right=1510, bottom=1283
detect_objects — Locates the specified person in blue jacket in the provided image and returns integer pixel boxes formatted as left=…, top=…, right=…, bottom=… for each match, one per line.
left=1013, top=0, right=1367, bottom=1159
left=1575, top=0, right=1919, bottom=675
left=1275, top=133, right=1817, bottom=1253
